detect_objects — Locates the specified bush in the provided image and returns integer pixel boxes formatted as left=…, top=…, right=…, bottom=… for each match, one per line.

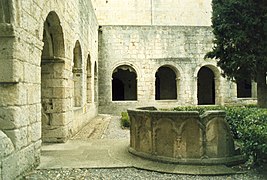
left=238, top=110, right=267, bottom=165
left=224, top=106, right=257, bottom=139
left=173, top=105, right=224, bottom=115
left=121, top=112, right=130, bottom=128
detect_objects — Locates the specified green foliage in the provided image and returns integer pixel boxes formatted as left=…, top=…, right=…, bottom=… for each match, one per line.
left=206, top=0, right=267, bottom=80
left=224, top=106, right=257, bottom=139
left=238, top=111, right=267, bottom=165
left=173, top=105, right=223, bottom=115
left=121, top=112, right=130, bottom=128
left=174, top=105, right=267, bottom=165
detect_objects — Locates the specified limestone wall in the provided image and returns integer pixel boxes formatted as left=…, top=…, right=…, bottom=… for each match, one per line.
left=98, top=25, right=237, bottom=114
left=0, top=0, right=98, bottom=179
left=92, top=0, right=212, bottom=26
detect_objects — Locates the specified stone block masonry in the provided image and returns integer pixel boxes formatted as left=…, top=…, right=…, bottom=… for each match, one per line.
left=92, top=0, right=212, bottom=26
left=0, top=0, right=258, bottom=179
left=98, top=25, right=238, bottom=114
left=0, top=0, right=98, bottom=179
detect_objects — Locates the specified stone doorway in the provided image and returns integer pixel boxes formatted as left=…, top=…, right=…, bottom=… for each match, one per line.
left=155, top=66, right=177, bottom=100
left=197, top=66, right=215, bottom=105
left=112, top=65, right=137, bottom=101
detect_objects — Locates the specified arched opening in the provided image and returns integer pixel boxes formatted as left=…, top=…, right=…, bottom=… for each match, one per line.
left=155, top=66, right=177, bottom=100
left=197, top=66, right=215, bottom=105
left=112, top=78, right=124, bottom=100
left=0, top=0, right=11, bottom=23
left=73, top=40, right=83, bottom=107
left=237, top=78, right=252, bottom=98
left=86, top=54, right=92, bottom=103
left=41, top=11, right=65, bottom=142
left=42, top=12, right=65, bottom=58
left=94, top=61, right=98, bottom=102
left=112, top=65, right=137, bottom=101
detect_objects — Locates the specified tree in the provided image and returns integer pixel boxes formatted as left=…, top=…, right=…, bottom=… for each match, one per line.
left=206, top=0, right=267, bottom=107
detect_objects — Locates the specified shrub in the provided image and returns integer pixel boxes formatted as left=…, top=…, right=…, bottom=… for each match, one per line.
left=121, top=112, right=130, bottom=128
left=224, top=106, right=258, bottom=139
left=238, top=110, right=267, bottom=165
left=173, top=105, right=224, bottom=115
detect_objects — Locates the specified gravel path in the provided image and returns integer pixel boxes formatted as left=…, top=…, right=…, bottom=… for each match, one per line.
left=72, top=115, right=112, bottom=140
left=21, top=115, right=266, bottom=180
left=102, top=115, right=130, bottom=139
left=21, top=167, right=266, bottom=180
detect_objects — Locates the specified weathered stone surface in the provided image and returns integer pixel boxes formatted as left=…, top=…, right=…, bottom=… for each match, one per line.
left=0, top=131, right=14, bottom=159
left=29, top=121, right=42, bottom=142
left=98, top=26, right=229, bottom=115
left=4, top=127, right=28, bottom=150
left=92, top=0, right=212, bottom=26
left=0, top=83, right=28, bottom=106
left=1, top=142, right=40, bottom=180
left=201, top=111, right=236, bottom=158
left=2, top=152, right=20, bottom=180
left=18, top=143, right=39, bottom=175
left=0, top=106, right=27, bottom=129
left=42, top=124, right=70, bottom=143
left=128, top=108, right=243, bottom=165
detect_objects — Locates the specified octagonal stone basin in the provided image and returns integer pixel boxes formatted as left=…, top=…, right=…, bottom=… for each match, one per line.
left=127, top=107, right=244, bottom=165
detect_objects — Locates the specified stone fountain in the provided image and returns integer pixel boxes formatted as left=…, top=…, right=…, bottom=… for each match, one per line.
left=127, top=107, right=244, bottom=165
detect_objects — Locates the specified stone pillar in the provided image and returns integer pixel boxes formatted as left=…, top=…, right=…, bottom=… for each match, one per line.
left=0, top=23, right=42, bottom=179
left=176, top=77, right=181, bottom=102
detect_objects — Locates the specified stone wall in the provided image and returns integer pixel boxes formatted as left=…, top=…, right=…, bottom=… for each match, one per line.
left=92, top=0, right=212, bottom=26
left=98, top=25, right=238, bottom=115
left=0, top=0, right=98, bottom=179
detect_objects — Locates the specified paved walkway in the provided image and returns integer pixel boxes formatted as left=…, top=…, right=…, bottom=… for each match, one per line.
left=38, top=114, right=241, bottom=175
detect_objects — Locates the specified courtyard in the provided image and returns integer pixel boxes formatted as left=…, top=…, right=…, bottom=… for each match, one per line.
left=1, top=0, right=267, bottom=179
left=22, top=115, right=267, bottom=180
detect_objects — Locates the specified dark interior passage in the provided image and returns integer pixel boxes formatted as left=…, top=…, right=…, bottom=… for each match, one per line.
left=112, top=66, right=137, bottom=101
left=197, top=67, right=215, bottom=105
left=155, top=66, right=177, bottom=100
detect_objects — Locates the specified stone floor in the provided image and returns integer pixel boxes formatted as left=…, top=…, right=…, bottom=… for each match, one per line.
left=21, top=115, right=267, bottom=180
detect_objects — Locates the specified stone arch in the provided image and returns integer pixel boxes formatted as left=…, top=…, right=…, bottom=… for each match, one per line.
left=197, top=66, right=215, bottom=105
left=0, top=0, right=11, bottom=23
left=94, top=61, right=98, bottom=102
left=110, top=62, right=141, bottom=79
left=72, top=40, right=83, bottom=107
left=154, top=118, right=177, bottom=157
left=112, top=65, right=137, bottom=101
left=41, top=11, right=66, bottom=142
left=205, top=117, right=235, bottom=158
left=41, top=11, right=65, bottom=58
left=155, top=65, right=179, bottom=100
left=86, top=54, right=92, bottom=103
left=178, top=119, right=203, bottom=158
left=195, top=64, right=221, bottom=105
left=73, top=41, right=82, bottom=68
